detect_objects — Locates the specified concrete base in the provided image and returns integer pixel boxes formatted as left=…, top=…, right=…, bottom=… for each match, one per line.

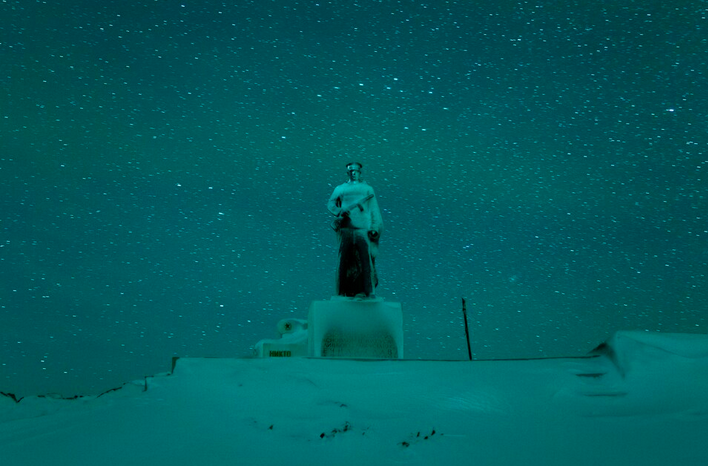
left=308, top=297, right=403, bottom=359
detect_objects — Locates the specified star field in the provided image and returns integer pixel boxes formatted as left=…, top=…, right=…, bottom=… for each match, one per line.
left=1, top=0, right=706, bottom=396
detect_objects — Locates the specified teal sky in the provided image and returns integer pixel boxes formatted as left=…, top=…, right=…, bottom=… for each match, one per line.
left=2, top=0, right=706, bottom=396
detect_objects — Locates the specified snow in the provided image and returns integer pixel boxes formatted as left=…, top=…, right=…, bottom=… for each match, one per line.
left=1, top=331, right=707, bottom=466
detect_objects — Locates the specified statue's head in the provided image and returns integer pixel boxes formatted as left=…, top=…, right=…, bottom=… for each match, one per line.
left=346, top=162, right=363, bottom=181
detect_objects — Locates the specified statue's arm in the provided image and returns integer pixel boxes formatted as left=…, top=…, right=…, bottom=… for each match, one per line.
left=369, top=188, right=384, bottom=236
left=327, top=186, right=342, bottom=216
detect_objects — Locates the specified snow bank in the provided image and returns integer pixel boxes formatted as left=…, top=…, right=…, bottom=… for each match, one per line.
left=1, top=331, right=707, bottom=466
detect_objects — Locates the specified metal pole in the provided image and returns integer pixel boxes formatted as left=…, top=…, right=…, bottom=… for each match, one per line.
left=462, top=297, right=472, bottom=361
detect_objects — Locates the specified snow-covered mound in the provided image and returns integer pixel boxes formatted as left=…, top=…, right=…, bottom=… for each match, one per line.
left=1, top=331, right=707, bottom=466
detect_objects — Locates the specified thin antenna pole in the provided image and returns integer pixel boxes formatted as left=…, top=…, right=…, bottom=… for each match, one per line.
left=462, top=297, right=472, bottom=361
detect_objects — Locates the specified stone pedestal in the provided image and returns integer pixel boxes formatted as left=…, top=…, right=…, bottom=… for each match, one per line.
left=307, top=298, right=403, bottom=359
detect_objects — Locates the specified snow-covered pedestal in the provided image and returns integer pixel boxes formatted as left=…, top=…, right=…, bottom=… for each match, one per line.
left=307, top=298, right=403, bottom=359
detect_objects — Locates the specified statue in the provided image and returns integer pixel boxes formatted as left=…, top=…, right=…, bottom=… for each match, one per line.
left=327, top=162, right=384, bottom=298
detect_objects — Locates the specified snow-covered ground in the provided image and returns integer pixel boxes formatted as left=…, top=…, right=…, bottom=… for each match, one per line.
left=2, top=331, right=707, bottom=466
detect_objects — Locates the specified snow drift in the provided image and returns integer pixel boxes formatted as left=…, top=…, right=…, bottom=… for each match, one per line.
left=1, top=331, right=707, bottom=466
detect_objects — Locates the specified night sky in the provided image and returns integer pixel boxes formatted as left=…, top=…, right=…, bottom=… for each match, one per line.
left=2, top=0, right=706, bottom=397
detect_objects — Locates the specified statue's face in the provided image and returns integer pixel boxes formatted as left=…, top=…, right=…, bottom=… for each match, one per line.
left=348, top=169, right=361, bottom=181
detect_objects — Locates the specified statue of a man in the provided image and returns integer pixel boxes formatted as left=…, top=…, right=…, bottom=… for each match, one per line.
left=327, top=162, right=384, bottom=298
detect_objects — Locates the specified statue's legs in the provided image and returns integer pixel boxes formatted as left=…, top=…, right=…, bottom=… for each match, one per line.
left=352, top=230, right=374, bottom=297
left=337, top=228, right=375, bottom=297
left=336, top=228, right=353, bottom=296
